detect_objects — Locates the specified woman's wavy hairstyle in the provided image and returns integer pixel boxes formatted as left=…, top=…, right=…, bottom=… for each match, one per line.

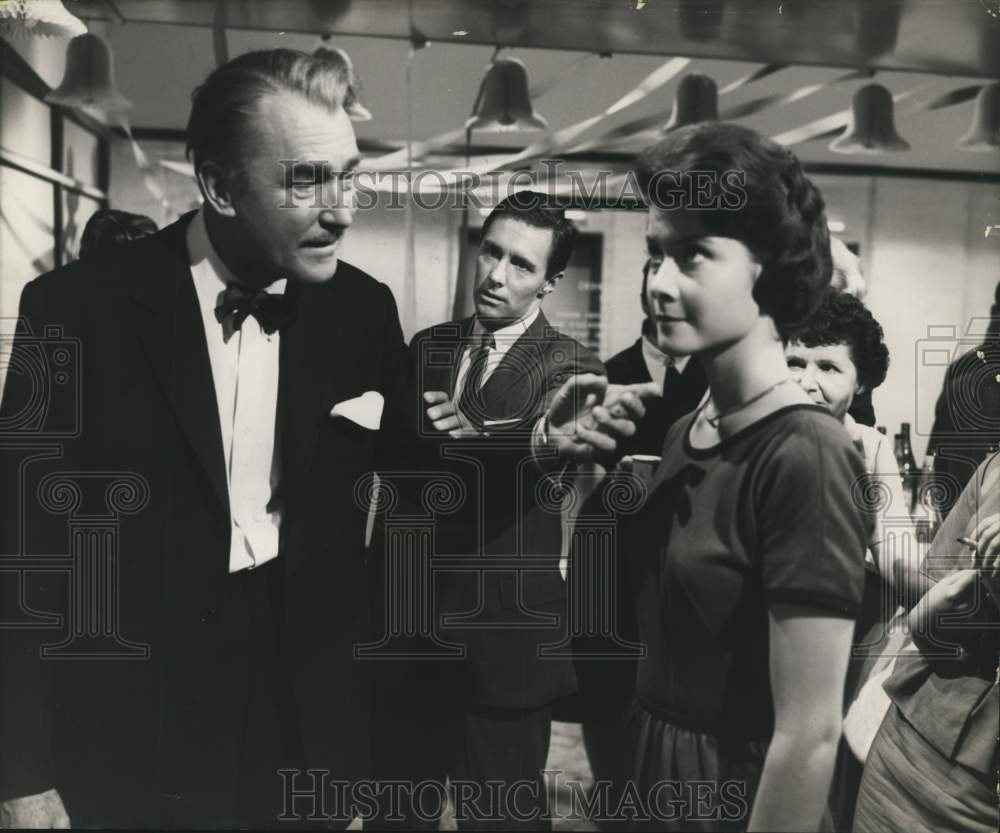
left=636, top=122, right=832, bottom=340
left=794, top=288, right=890, bottom=393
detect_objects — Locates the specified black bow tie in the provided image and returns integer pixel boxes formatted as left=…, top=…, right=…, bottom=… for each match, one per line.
left=214, top=283, right=295, bottom=334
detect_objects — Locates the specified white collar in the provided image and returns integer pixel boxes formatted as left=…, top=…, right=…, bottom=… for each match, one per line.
left=472, top=307, right=540, bottom=351
left=641, top=333, right=690, bottom=373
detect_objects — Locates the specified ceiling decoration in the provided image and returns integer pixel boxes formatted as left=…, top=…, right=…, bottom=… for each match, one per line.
left=0, top=0, right=86, bottom=39
left=830, top=83, right=910, bottom=155
left=71, top=0, right=1000, bottom=78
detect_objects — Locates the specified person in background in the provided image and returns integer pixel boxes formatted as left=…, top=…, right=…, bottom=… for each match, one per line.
left=926, top=280, right=1000, bottom=516
left=623, top=122, right=868, bottom=832
left=852, top=452, right=1000, bottom=833
left=828, top=236, right=877, bottom=428
left=372, top=192, right=621, bottom=830
left=78, top=208, right=158, bottom=259
left=784, top=289, right=920, bottom=604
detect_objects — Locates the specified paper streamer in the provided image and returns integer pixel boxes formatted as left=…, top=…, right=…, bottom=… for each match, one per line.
left=719, top=69, right=869, bottom=121
left=364, top=56, right=690, bottom=176
left=717, top=63, right=788, bottom=95
left=113, top=112, right=168, bottom=206
left=212, top=0, right=229, bottom=67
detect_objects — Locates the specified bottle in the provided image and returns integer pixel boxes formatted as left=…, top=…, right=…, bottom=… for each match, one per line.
left=894, top=422, right=920, bottom=517
left=920, top=452, right=943, bottom=538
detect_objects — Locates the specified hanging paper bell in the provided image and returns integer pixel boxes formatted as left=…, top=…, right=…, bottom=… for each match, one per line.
left=45, top=33, right=133, bottom=114
left=465, top=57, right=547, bottom=132
left=664, top=73, right=719, bottom=131
left=0, top=0, right=86, bottom=39
left=830, top=83, right=909, bottom=154
left=956, top=82, right=1000, bottom=151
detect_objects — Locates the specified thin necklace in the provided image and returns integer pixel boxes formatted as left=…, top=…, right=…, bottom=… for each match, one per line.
left=701, top=377, right=791, bottom=428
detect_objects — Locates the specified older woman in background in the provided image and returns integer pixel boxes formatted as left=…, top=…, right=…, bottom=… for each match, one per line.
left=784, top=290, right=903, bottom=575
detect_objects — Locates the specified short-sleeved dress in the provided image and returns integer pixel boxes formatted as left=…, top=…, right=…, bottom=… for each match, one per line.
left=623, top=404, right=868, bottom=832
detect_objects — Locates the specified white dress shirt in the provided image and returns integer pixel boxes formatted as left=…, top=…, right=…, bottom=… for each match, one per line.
left=454, top=308, right=541, bottom=404
left=640, top=333, right=690, bottom=391
left=187, top=209, right=283, bottom=574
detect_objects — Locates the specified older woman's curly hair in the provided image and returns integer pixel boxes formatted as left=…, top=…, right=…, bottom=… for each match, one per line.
left=636, top=122, right=832, bottom=340
left=794, top=289, right=890, bottom=393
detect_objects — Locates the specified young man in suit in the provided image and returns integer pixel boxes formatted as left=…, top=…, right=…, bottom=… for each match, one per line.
left=0, top=48, right=408, bottom=829
left=372, top=192, right=626, bottom=829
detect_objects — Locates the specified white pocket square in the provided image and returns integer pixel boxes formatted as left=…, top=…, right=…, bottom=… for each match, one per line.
left=330, top=391, right=384, bottom=430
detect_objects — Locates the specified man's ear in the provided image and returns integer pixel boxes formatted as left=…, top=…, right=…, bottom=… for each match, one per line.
left=855, top=382, right=867, bottom=397
left=538, top=271, right=563, bottom=297
left=196, top=161, right=238, bottom=218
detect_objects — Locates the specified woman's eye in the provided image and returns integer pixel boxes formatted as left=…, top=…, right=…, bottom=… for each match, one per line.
left=677, top=245, right=707, bottom=266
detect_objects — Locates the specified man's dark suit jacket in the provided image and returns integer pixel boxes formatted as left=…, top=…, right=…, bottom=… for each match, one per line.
left=603, top=336, right=708, bottom=457
left=927, top=339, right=1000, bottom=516
left=399, top=312, right=603, bottom=710
left=0, top=213, right=409, bottom=823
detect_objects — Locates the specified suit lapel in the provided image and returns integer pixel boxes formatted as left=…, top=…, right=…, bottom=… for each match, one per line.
left=627, top=339, right=653, bottom=383
left=479, top=311, right=550, bottom=412
left=278, top=279, right=345, bottom=507
left=125, top=215, right=229, bottom=514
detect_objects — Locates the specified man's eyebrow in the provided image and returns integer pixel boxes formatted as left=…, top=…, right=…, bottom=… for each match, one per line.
left=285, top=157, right=362, bottom=182
left=509, top=254, right=536, bottom=272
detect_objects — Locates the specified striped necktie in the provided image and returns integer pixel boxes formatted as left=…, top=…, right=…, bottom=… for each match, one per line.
left=457, top=331, right=496, bottom=426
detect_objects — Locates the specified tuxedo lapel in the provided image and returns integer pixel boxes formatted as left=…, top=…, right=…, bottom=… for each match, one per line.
left=278, top=279, right=346, bottom=508
left=424, top=317, right=474, bottom=398
left=125, top=216, right=229, bottom=514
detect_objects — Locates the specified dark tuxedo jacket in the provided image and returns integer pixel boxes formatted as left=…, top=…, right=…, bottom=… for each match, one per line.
left=397, top=312, right=603, bottom=710
left=0, top=213, right=409, bottom=823
left=603, top=336, right=708, bottom=457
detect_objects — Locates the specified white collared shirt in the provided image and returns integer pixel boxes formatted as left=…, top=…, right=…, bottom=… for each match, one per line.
left=640, top=333, right=690, bottom=391
left=187, top=208, right=284, bottom=574
left=454, top=308, right=541, bottom=399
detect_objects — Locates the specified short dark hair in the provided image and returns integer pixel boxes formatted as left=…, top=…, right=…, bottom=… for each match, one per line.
left=793, top=289, right=890, bottom=393
left=79, top=209, right=158, bottom=259
left=636, top=122, right=832, bottom=340
left=186, top=48, right=353, bottom=178
left=481, top=191, right=577, bottom=277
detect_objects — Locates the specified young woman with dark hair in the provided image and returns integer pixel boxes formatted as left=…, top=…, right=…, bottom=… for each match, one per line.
left=621, top=123, right=869, bottom=832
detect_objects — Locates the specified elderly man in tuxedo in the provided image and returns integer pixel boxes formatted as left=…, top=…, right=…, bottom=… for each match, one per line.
left=371, top=192, right=648, bottom=830
left=0, top=48, right=408, bottom=829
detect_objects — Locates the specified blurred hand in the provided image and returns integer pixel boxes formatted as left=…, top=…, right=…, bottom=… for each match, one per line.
left=423, top=391, right=480, bottom=438
left=969, top=512, right=1000, bottom=608
left=970, top=512, right=1000, bottom=577
left=0, top=789, right=70, bottom=829
left=909, top=569, right=979, bottom=654
left=545, top=375, right=660, bottom=464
